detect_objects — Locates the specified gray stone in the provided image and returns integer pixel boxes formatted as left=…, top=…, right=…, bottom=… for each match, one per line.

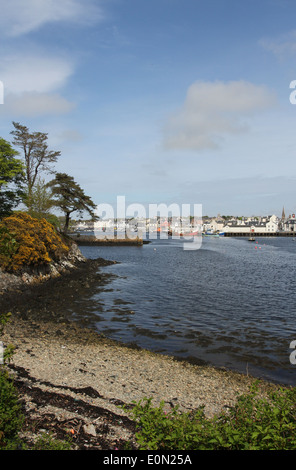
left=83, top=423, right=97, bottom=437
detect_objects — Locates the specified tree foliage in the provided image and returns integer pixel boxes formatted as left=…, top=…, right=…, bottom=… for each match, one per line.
left=10, top=122, right=60, bottom=207
left=0, top=368, right=24, bottom=449
left=28, top=177, right=54, bottom=220
left=0, top=138, right=25, bottom=219
left=47, top=173, right=97, bottom=233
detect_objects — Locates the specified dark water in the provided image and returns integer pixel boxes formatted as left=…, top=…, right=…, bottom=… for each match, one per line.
left=78, top=236, right=296, bottom=386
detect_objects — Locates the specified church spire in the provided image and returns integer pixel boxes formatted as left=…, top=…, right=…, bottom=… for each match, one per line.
left=282, top=206, right=286, bottom=220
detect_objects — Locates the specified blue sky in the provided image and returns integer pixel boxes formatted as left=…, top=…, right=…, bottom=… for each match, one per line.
left=1, top=0, right=296, bottom=217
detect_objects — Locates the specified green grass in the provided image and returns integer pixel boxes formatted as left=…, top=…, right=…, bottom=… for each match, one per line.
left=0, top=368, right=24, bottom=449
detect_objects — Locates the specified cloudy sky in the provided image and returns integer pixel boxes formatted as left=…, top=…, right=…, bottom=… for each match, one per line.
left=1, top=0, right=296, bottom=217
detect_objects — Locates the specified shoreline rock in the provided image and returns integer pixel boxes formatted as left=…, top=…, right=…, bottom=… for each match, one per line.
left=0, top=241, right=87, bottom=294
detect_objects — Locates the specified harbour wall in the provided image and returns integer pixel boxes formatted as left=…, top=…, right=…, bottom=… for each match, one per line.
left=69, top=234, right=147, bottom=245
left=223, top=231, right=295, bottom=237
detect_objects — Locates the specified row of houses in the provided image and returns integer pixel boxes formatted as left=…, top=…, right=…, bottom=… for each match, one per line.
left=203, top=212, right=296, bottom=234
left=73, top=210, right=296, bottom=236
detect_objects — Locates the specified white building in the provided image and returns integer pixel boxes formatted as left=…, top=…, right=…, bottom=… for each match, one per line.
left=223, top=215, right=279, bottom=234
left=283, top=214, right=296, bottom=232
left=203, top=217, right=225, bottom=233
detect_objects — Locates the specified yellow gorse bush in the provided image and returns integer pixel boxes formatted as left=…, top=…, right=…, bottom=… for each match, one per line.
left=0, top=212, right=69, bottom=272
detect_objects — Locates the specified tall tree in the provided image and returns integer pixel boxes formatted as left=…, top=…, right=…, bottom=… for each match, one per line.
left=47, top=173, right=97, bottom=234
left=28, top=177, right=54, bottom=219
left=10, top=122, right=60, bottom=208
left=0, top=137, right=25, bottom=218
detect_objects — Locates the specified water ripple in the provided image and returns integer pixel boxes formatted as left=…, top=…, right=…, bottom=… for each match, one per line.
left=78, top=237, right=296, bottom=385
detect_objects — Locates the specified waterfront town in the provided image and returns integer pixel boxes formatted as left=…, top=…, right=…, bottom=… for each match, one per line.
left=72, top=208, right=296, bottom=237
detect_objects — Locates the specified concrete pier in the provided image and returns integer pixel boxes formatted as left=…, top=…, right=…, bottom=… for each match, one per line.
left=223, top=231, right=295, bottom=237
left=69, top=234, right=146, bottom=245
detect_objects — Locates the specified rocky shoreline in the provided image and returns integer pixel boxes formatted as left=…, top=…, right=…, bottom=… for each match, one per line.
left=0, top=253, right=280, bottom=450
left=0, top=241, right=88, bottom=294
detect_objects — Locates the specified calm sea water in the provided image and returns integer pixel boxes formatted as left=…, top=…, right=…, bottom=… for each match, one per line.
left=77, top=236, right=296, bottom=386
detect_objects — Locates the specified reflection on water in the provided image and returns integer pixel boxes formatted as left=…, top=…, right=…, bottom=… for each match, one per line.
left=76, top=237, right=296, bottom=385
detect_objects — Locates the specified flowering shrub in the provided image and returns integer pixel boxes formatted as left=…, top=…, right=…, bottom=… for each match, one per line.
left=0, top=212, right=69, bottom=272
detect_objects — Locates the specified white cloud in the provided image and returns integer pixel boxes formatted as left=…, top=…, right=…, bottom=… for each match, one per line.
left=0, top=54, right=75, bottom=117
left=0, top=54, right=74, bottom=95
left=0, top=0, right=103, bottom=37
left=2, top=92, right=75, bottom=117
left=56, top=129, right=84, bottom=143
left=0, top=0, right=105, bottom=117
left=163, top=80, right=277, bottom=151
left=260, top=30, right=296, bottom=59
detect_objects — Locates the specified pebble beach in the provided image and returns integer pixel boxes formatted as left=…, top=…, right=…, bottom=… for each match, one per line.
left=0, top=256, right=279, bottom=449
